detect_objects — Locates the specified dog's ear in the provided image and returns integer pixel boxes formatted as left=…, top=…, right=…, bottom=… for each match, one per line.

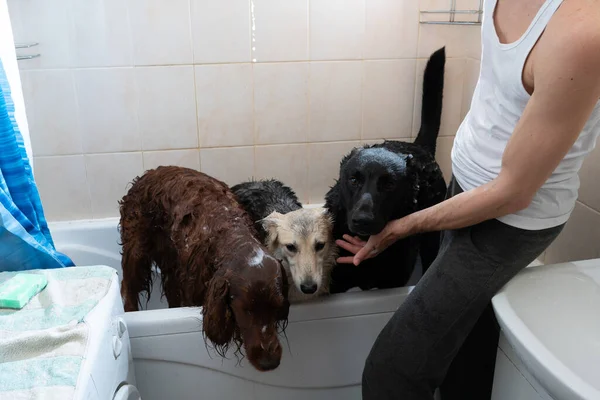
left=315, top=207, right=335, bottom=228
left=202, top=274, right=235, bottom=349
left=404, top=153, right=415, bottom=171
left=261, top=212, right=283, bottom=250
left=261, top=211, right=284, bottom=231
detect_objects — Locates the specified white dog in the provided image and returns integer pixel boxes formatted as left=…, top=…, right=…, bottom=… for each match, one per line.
left=262, top=208, right=337, bottom=303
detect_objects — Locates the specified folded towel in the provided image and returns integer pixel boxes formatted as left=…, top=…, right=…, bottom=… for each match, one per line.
left=0, top=266, right=116, bottom=399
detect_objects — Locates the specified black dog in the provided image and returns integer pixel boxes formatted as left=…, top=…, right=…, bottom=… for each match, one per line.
left=231, top=179, right=302, bottom=241
left=325, top=47, right=447, bottom=293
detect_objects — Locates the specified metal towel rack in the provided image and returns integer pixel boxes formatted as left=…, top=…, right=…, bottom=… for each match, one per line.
left=420, top=0, right=483, bottom=25
left=15, top=42, right=41, bottom=61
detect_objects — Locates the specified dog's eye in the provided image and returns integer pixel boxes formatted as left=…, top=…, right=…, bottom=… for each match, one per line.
left=315, top=242, right=325, bottom=251
left=378, top=176, right=395, bottom=191
left=285, top=244, right=297, bottom=253
left=349, top=176, right=359, bottom=186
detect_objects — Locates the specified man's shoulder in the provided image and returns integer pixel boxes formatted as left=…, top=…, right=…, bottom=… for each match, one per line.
left=540, top=2, right=600, bottom=73
left=551, top=1, right=600, bottom=49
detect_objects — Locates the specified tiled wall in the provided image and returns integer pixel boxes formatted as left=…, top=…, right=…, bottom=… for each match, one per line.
left=544, top=148, right=600, bottom=264
left=8, top=0, right=482, bottom=221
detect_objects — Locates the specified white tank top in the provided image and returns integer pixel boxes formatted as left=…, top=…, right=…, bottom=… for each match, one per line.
left=452, top=0, right=600, bottom=230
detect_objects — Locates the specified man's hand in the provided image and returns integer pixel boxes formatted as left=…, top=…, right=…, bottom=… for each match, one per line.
left=336, top=217, right=415, bottom=265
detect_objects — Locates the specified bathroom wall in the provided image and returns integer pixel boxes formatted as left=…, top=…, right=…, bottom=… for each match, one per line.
left=8, top=0, right=482, bottom=221
left=543, top=146, right=600, bottom=263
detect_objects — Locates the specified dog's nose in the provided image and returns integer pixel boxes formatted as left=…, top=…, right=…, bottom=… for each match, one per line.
left=257, top=356, right=280, bottom=371
left=351, top=213, right=374, bottom=227
left=300, top=280, right=318, bottom=294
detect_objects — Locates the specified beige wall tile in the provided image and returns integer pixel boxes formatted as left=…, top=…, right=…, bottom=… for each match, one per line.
left=461, top=58, right=481, bottom=121
left=196, top=64, right=254, bottom=148
left=136, top=66, right=198, bottom=151
left=454, top=0, right=483, bottom=23
left=70, top=0, right=132, bottom=67
left=308, top=141, right=361, bottom=204
left=363, top=59, right=416, bottom=139
left=19, top=0, right=490, bottom=222
left=418, top=25, right=482, bottom=59
left=34, top=156, right=92, bottom=221
left=577, top=143, right=600, bottom=212
left=143, top=150, right=201, bottom=171
left=254, top=63, right=309, bottom=145
left=75, top=68, right=140, bottom=153
left=200, top=146, right=255, bottom=186
left=545, top=202, right=600, bottom=264
left=252, top=0, right=309, bottom=62
left=436, top=136, right=455, bottom=182
left=413, top=58, right=465, bottom=138
left=8, top=0, right=72, bottom=69
left=309, top=61, right=362, bottom=142
left=255, top=144, right=309, bottom=203
left=21, top=70, right=81, bottom=156
left=364, top=0, right=419, bottom=59
left=129, top=0, right=193, bottom=66
left=191, top=0, right=251, bottom=63
left=309, top=0, right=365, bottom=61
left=85, top=152, right=144, bottom=218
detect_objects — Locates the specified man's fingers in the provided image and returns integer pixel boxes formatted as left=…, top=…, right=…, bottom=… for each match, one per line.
left=335, top=239, right=363, bottom=255
left=336, top=256, right=356, bottom=264
left=342, top=234, right=366, bottom=246
left=354, top=242, right=379, bottom=266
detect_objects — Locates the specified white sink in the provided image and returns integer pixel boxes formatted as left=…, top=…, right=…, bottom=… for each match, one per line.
left=492, top=259, right=600, bottom=400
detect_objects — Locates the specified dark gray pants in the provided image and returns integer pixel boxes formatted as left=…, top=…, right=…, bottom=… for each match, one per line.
left=362, top=178, right=564, bottom=400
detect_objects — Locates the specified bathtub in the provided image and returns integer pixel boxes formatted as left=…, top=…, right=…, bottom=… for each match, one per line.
left=49, top=217, right=418, bottom=400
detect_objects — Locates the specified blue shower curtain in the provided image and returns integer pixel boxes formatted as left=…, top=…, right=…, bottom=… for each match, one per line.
left=0, top=59, right=73, bottom=271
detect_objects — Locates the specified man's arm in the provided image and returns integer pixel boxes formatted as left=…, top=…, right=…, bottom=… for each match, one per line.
left=341, top=18, right=600, bottom=265
left=406, top=26, right=600, bottom=236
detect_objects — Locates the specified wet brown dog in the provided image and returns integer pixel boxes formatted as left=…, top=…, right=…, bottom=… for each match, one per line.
left=119, top=166, right=290, bottom=371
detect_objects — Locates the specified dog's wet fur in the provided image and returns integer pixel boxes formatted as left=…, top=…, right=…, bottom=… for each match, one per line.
left=231, top=179, right=302, bottom=242
left=325, top=47, right=448, bottom=293
left=119, top=168, right=289, bottom=371
left=232, top=180, right=337, bottom=302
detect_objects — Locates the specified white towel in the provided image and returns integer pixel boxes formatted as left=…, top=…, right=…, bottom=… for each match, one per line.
left=0, top=266, right=116, bottom=399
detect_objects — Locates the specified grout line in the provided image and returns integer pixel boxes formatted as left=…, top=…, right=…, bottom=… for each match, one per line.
left=360, top=59, right=365, bottom=142
left=306, top=0, right=311, bottom=63
left=188, top=0, right=196, bottom=64
left=82, top=152, right=94, bottom=220
left=414, top=0, right=424, bottom=140
left=249, top=0, right=254, bottom=62
left=187, top=0, right=201, bottom=149
left=123, top=0, right=135, bottom=68
left=191, top=67, right=201, bottom=150
left=304, top=139, right=310, bottom=204
left=251, top=62, right=257, bottom=179
left=132, top=66, right=144, bottom=159
left=187, top=0, right=201, bottom=157
left=411, top=56, right=420, bottom=139
left=21, top=57, right=471, bottom=72
left=306, top=62, right=311, bottom=191
left=69, top=68, right=94, bottom=218
left=249, top=0, right=257, bottom=180
left=576, top=199, right=600, bottom=215
left=35, top=139, right=387, bottom=159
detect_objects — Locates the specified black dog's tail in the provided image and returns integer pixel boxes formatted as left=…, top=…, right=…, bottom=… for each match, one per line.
left=414, top=47, right=446, bottom=156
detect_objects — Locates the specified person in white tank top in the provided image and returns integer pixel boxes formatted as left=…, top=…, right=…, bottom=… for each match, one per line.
left=335, top=0, right=600, bottom=399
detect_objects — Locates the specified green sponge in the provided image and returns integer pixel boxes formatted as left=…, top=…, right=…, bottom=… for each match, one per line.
left=0, top=273, right=48, bottom=309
